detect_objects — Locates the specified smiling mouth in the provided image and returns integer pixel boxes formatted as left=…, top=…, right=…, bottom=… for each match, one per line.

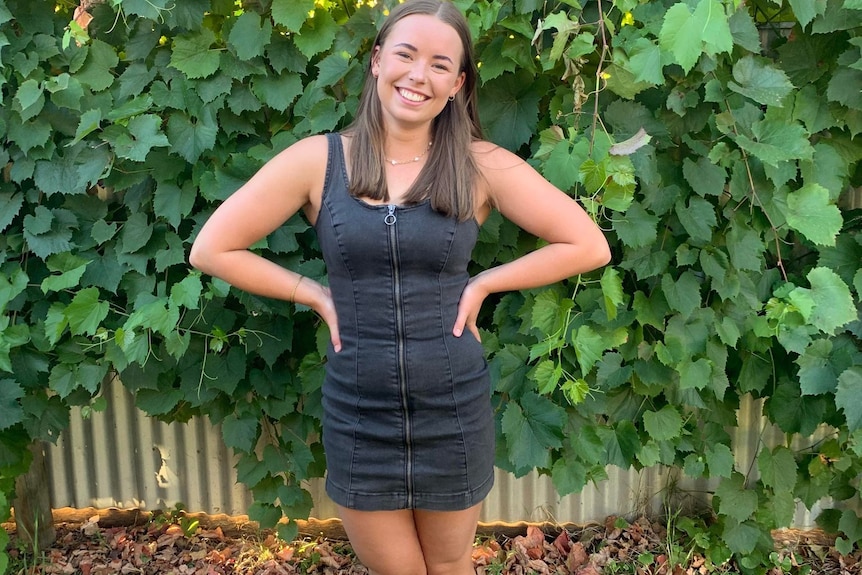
left=398, top=88, right=429, bottom=102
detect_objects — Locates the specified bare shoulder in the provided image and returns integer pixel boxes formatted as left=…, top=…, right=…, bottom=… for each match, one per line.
left=470, top=139, right=525, bottom=172
left=272, top=133, right=330, bottom=171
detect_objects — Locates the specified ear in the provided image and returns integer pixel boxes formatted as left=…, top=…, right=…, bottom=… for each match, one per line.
left=450, top=71, right=466, bottom=99
left=370, top=46, right=381, bottom=77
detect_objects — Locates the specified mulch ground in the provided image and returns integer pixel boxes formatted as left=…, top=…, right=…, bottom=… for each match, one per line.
left=3, top=509, right=860, bottom=574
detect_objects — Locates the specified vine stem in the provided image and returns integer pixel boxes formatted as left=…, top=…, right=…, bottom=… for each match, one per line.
left=719, top=93, right=789, bottom=282
left=591, top=0, right=611, bottom=155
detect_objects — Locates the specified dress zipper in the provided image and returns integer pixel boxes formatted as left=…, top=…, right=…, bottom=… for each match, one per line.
left=386, top=205, right=414, bottom=507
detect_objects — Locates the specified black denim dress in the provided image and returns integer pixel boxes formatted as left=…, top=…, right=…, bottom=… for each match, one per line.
left=314, top=133, right=495, bottom=511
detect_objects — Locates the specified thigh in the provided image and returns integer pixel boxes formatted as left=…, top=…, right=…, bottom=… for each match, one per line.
left=414, top=503, right=482, bottom=575
left=337, top=505, right=426, bottom=575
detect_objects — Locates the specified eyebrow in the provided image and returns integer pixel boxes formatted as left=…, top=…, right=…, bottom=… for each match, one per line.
left=393, top=42, right=455, bottom=65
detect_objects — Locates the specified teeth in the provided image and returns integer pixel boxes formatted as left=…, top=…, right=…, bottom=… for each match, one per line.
left=399, top=89, right=426, bottom=102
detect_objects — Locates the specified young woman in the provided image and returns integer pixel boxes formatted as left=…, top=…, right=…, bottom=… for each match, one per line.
left=190, top=1, right=611, bottom=573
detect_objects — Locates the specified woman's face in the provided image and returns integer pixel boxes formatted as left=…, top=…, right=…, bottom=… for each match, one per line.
left=371, top=14, right=466, bottom=129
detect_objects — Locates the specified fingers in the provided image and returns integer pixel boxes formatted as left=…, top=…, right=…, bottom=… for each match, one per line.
left=452, top=308, right=481, bottom=342
left=330, top=326, right=342, bottom=353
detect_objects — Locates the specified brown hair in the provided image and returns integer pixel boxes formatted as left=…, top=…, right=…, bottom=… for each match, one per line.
left=344, top=0, right=483, bottom=221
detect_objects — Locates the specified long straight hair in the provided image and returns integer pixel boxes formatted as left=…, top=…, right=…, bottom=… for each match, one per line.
left=344, top=0, right=483, bottom=221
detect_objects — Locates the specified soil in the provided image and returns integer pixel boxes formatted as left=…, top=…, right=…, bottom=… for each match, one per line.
left=3, top=508, right=860, bottom=574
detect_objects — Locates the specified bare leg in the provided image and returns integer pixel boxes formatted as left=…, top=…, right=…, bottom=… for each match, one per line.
left=337, top=503, right=482, bottom=575
left=415, top=503, right=482, bottom=575
left=338, top=506, right=427, bottom=575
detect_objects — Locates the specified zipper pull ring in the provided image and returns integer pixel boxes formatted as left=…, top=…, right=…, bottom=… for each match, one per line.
left=384, top=204, right=397, bottom=226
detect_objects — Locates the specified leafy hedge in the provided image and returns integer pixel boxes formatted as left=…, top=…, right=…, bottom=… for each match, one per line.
left=1, top=0, right=860, bottom=572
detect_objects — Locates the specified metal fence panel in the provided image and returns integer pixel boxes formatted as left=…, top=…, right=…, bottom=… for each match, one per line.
left=44, top=377, right=843, bottom=527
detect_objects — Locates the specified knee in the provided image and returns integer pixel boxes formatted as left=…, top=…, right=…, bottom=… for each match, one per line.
left=424, top=555, right=473, bottom=575
left=369, top=564, right=427, bottom=575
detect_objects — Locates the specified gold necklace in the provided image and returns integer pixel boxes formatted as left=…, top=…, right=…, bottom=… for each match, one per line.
left=384, top=141, right=432, bottom=166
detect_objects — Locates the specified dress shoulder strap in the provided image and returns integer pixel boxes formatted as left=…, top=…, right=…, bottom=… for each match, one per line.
left=322, top=132, right=349, bottom=202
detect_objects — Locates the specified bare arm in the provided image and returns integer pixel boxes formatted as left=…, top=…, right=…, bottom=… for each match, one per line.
left=454, top=142, right=611, bottom=339
left=189, top=134, right=341, bottom=350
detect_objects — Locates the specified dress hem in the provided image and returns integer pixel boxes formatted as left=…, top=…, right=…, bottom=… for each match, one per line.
left=324, top=471, right=495, bottom=512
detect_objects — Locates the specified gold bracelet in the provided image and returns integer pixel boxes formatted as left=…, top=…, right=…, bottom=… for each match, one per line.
left=290, top=275, right=304, bottom=303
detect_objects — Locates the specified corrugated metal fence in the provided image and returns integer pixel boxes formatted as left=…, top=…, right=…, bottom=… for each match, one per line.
left=44, top=186, right=862, bottom=527
left=45, top=376, right=830, bottom=527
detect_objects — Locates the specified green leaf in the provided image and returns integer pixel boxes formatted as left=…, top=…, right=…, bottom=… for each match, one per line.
left=229, top=12, right=272, bottom=61
left=542, top=138, right=589, bottom=192
left=726, top=226, right=764, bottom=271
left=122, top=0, right=172, bottom=19
left=0, top=380, right=25, bottom=431
left=734, top=117, right=815, bottom=167
left=136, top=388, right=183, bottom=415
left=167, top=108, right=218, bottom=163
left=501, top=392, right=566, bottom=471
left=33, top=145, right=112, bottom=196
left=705, top=443, right=734, bottom=478
left=678, top=358, right=712, bottom=390
left=315, top=52, right=352, bottom=87
left=41, top=253, right=89, bottom=294
left=643, top=405, right=683, bottom=441
left=71, top=109, right=102, bottom=145
left=222, top=413, right=260, bottom=452
left=572, top=325, right=606, bottom=375
left=252, top=74, right=303, bottom=112
left=49, top=362, right=107, bottom=399
left=789, top=0, right=828, bottom=27
left=793, top=267, right=856, bottom=334
left=272, top=0, right=314, bottom=32
left=551, top=456, right=587, bottom=497
left=294, top=9, right=337, bottom=58
left=716, top=473, right=758, bottom=522
left=827, top=67, right=862, bottom=110
left=683, top=156, right=726, bottom=197
left=14, top=79, right=44, bottom=122
left=0, top=192, right=24, bottom=232
left=723, top=520, right=762, bottom=555
left=613, top=202, right=659, bottom=248
left=660, top=3, right=704, bottom=73
left=170, top=28, right=220, bottom=79
left=836, top=367, right=862, bottom=431
left=479, top=71, right=545, bottom=151
left=659, top=0, right=732, bottom=73
left=76, top=40, right=119, bottom=91
left=23, top=207, right=74, bottom=259
left=120, top=114, right=170, bottom=162
left=661, top=272, right=702, bottom=319
left=728, top=56, right=795, bottom=107
left=600, top=267, right=625, bottom=321
left=8, top=117, right=52, bottom=154
left=600, top=420, right=641, bottom=468
left=154, top=181, right=196, bottom=230
left=675, top=197, right=717, bottom=244
left=757, top=446, right=797, bottom=492
left=798, top=339, right=839, bottom=395
left=765, top=379, right=827, bottom=436
left=121, top=212, right=153, bottom=254
left=170, top=274, right=203, bottom=310
left=784, top=184, right=843, bottom=246
left=626, top=39, right=664, bottom=85
left=0, top=268, right=28, bottom=315
left=65, top=288, right=109, bottom=336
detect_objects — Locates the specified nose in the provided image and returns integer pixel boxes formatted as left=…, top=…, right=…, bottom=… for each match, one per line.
left=408, top=61, right=427, bottom=83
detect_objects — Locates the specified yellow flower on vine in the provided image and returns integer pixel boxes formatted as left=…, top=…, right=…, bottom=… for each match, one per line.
left=621, top=11, right=635, bottom=26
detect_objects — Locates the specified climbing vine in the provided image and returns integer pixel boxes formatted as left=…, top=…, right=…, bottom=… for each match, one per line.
left=0, top=0, right=860, bottom=572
